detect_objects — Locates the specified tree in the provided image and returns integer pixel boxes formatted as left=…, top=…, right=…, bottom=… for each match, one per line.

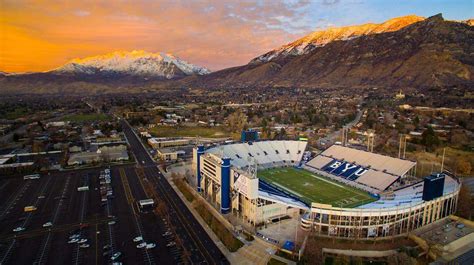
left=413, top=116, right=420, bottom=128
left=450, top=131, right=469, bottom=146
left=13, top=133, right=20, bottom=142
left=421, top=126, right=439, bottom=151
left=456, top=185, right=473, bottom=220
left=227, top=110, right=248, bottom=133
left=456, top=158, right=471, bottom=175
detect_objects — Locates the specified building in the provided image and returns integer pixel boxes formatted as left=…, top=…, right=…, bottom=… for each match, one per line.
left=193, top=140, right=309, bottom=225
left=147, top=138, right=192, bottom=149
left=156, top=147, right=185, bottom=162
left=192, top=142, right=461, bottom=240
left=68, top=144, right=129, bottom=166
left=395, top=90, right=406, bottom=100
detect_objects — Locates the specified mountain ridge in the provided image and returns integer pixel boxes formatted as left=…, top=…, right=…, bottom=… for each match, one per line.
left=185, top=14, right=473, bottom=91
left=53, top=50, right=210, bottom=79
left=250, top=15, right=425, bottom=64
left=0, top=14, right=472, bottom=94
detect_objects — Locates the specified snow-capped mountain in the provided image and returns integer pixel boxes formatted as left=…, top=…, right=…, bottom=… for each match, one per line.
left=251, top=15, right=425, bottom=63
left=55, top=50, right=210, bottom=79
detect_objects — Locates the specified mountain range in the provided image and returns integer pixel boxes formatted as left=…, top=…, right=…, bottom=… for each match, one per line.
left=186, top=14, right=473, bottom=91
left=54, top=50, right=210, bottom=79
left=0, top=13, right=472, bottom=94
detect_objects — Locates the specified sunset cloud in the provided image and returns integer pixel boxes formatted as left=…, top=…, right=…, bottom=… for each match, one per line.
left=0, top=0, right=312, bottom=72
left=0, top=0, right=471, bottom=73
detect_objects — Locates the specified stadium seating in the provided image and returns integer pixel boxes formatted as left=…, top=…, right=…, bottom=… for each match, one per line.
left=306, top=145, right=416, bottom=191
left=358, top=174, right=459, bottom=209
left=206, top=140, right=307, bottom=169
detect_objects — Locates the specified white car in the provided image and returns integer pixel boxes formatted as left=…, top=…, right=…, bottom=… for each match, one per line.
left=43, top=222, right=53, bottom=228
left=133, top=236, right=143, bottom=242
left=68, top=238, right=79, bottom=244
left=77, top=239, right=88, bottom=244
left=69, top=234, right=80, bottom=240
left=108, top=221, right=116, bottom=225
left=13, top=227, right=25, bottom=232
left=162, top=231, right=172, bottom=236
left=166, top=242, right=176, bottom=247
left=79, top=244, right=90, bottom=248
left=136, top=242, right=147, bottom=249
left=111, top=252, right=122, bottom=261
left=146, top=243, right=156, bottom=249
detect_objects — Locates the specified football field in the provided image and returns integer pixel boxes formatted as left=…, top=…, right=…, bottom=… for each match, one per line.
left=258, top=167, right=377, bottom=208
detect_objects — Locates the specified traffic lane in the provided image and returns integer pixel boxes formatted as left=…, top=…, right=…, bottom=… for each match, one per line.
left=155, top=167, right=228, bottom=264
left=123, top=167, right=176, bottom=264
left=108, top=167, right=156, bottom=265
left=122, top=127, right=208, bottom=263
left=122, top=120, right=227, bottom=264
left=145, top=166, right=228, bottom=264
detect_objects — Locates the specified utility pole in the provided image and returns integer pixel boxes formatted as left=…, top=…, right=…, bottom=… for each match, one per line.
left=403, top=135, right=407, bottom=159
left=441, top=148, right=446, bottom=172
left=398, top=134, right=402, bottom=158
left=367, top=130, right=375, bottom=152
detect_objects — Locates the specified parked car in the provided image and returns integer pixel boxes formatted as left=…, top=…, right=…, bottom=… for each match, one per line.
left=43, top=222, right=53, bottom=228
left=136, top=242, right=147, bottom=249
left=79, top=244, right=90, bottom=248
left=111, top=252, right=122, bottom=261
left=68, top=238, right=79, bottom=244
left=133, top=236, right=143, bottom=242
left=13, top=227, right=25, bottom=232
left=146, top=243, right=156, bottom=249
left=166, top=242, right=176, bottom=247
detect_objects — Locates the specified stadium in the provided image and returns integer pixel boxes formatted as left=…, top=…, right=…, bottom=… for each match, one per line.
left=192, top=131, right=461, bottom=239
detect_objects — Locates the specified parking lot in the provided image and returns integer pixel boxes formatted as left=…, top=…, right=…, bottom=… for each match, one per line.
left=0, top=166, right=183, bottom=265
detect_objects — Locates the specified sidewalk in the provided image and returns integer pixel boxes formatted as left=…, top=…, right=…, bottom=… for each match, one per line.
left=164, top=170, right=282, bottom=264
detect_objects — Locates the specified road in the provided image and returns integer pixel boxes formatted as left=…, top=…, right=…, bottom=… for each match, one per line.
left=121, top=120, right=228, bottom=265
left=319, top=108, right=365, bottom=146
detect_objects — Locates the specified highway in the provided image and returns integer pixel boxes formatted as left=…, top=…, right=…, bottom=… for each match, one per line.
left=121, top=120, right=228, bottom=265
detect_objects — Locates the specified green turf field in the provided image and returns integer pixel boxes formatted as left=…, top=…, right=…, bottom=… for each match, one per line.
left=258, top=167, right=377, bottom=208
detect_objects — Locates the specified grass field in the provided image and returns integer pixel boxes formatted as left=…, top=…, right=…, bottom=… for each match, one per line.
left=63, top=113, right=111, bottom=122
left=149, top=125, right=229, bottom=138
left=258, top=167, right=377, bottom=208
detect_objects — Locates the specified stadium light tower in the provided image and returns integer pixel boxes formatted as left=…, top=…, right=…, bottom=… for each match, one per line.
left=367, top=130, right=375, bottom=152
left=398, top=134, right=408, bottom=159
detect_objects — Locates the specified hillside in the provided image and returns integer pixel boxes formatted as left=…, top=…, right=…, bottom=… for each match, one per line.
left=186, top=14, right=473, bottom=91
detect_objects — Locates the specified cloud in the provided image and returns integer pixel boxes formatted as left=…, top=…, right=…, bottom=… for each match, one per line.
left=0, top=0, right=315, bottom=72
left=74, top=10, right=91, bottom=17
left=321, top=0, right=340, bottom=5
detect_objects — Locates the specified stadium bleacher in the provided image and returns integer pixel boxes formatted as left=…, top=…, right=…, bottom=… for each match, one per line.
left=358, top=173, right=458, bottom=209
left=306, top=145, right=416, bottom=191
left=206, top=140, right=307, bottom=169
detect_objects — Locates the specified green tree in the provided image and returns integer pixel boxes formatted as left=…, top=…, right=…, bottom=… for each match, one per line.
left=421, top=126, right=439, bottom=151
left=13, top=133, right=20, bottom=142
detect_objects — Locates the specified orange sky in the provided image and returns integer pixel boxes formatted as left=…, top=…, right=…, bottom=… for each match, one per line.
left=2, top=1, right=470, bottom=73
left=0, top=1, right=309, bottom=73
